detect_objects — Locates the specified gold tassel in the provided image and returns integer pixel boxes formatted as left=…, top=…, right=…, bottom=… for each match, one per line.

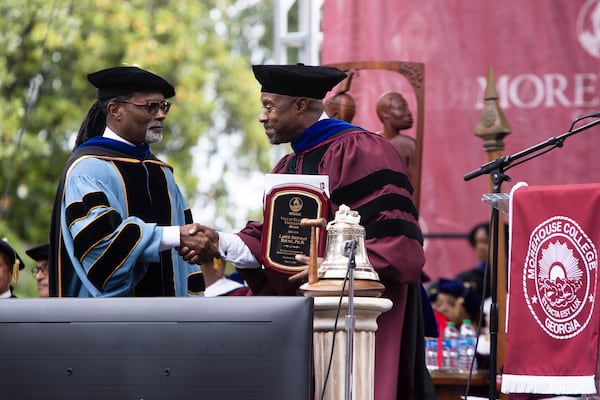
left=12, top=254, right=21, bottom=285
left=2, top=237, right=19, bottom=284
left=11, top=259, right=19, bottom=284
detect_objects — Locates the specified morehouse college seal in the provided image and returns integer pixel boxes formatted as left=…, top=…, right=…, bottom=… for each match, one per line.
left=523, top=216, right=598, bottom=339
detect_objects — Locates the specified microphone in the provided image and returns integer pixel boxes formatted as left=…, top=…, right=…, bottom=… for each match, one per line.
left=463, top=156, right=510, bottom=181
left=340, top=240, right=358, bottom=257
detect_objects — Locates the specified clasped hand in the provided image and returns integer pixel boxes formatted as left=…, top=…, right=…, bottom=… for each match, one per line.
left=178, top=223, right=220, bottom=264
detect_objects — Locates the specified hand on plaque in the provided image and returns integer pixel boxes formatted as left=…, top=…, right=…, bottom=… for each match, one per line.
left=288, top=254, right=323, bottom=283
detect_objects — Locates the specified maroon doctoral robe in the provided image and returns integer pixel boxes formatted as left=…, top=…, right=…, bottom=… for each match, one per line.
left=235, top=119, right=433, bottom=400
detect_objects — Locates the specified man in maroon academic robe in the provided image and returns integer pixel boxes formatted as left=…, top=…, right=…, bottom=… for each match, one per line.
left=188, top=64, right=434, bottom=400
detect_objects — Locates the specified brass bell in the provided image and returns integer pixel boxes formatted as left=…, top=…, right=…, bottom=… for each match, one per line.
left=300, top=205, right=385, bottom=297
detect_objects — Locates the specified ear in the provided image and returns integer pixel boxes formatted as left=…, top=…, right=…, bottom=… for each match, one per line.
left=295, top=97, right=309, bottom=113
left=106, top=101, right=123, bottom=120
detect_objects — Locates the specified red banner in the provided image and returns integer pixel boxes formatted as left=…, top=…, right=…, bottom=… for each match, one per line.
left=502, top=182, right=600, bottom=394
left=321, top=0, right=600, bottom=281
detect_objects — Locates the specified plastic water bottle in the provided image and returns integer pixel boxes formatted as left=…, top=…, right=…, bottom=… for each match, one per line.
left=442, top=321, right=459, bottom=372
left=424, top=336, right=438, bottom=370
left=458, top=319, right=478, bottom=373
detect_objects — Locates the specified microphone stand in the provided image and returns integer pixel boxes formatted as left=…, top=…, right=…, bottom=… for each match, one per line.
left=463, top=116, right=600, bottom=400
left=464, top=117, right=600, bottom=182
left=344, top=239, right=358, bottom=400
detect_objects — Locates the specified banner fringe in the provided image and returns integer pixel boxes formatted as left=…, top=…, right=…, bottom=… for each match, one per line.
left=501, top=374, right=597, bottom=395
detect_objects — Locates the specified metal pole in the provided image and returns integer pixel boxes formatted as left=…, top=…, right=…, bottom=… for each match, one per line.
left=344, top=240, right=357, bottom=400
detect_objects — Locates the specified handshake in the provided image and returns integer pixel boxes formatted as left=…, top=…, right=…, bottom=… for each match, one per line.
left=177, top=223, right=220, bottom=265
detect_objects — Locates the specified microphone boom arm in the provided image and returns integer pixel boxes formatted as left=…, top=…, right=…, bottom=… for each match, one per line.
left=464, top=116, right=600, bottom=181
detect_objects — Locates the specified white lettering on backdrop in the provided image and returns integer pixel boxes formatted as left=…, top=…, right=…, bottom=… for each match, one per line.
left=475, top=73, right=600, bottom=110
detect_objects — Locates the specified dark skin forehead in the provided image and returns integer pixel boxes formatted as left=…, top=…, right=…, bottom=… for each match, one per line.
left=260, top=92, right=293, bottom=107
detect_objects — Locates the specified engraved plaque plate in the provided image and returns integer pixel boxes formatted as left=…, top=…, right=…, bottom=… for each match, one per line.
left=261, top=183, right=329, bottom=275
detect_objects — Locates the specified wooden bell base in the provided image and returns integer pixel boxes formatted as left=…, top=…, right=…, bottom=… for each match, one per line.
left=299, top=279, right=385, bottom=298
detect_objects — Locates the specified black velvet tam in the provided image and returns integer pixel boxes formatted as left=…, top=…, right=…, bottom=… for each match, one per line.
left=88, top=66, right=175, bottom=100
left=252, top=63, right=346, bottom=99
left=0, top=239, right=25, bottom=271
left=25, top=243, right=49, bottom=262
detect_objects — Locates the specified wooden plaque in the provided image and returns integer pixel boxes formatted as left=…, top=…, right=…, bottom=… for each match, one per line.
left=261, top=183, right=329, bottom=275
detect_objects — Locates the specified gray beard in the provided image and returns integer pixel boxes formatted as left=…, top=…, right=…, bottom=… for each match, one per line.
left=145, top=130, right=163, bottom=144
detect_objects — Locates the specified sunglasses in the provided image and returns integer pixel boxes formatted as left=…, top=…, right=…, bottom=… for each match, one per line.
left=119, top=99, right=171, bottom=115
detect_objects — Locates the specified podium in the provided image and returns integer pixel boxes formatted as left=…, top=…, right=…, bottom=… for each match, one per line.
left=481, top=193, right=509, bottom=214
left=312, top=296, right=392, bottom=400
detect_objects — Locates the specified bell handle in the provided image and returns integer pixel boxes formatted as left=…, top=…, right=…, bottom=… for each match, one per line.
left=300, top=218, right=327, bottom=284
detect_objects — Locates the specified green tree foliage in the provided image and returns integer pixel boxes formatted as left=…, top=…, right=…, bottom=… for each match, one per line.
left=0, top=0, right=274, bottom=295
left=0, top=0, right=273, bottom=241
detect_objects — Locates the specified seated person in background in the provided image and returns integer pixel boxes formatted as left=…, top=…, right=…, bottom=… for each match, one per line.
left=428, top=278, right=485, bottom=369
left=0, top=238, right=26, bottom=298
left=26, top=244, right=50, bottom=298
left=201, top=258, right=252, bottom=297
left=455, top=221, right=509, bottom=303
left=433, top=278, right=481, bottom=330
left=455, top=221, right=491, bottom=303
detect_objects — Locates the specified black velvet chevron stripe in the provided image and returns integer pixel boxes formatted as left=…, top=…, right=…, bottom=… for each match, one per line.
left=353, top=193, right=419, bottom=222
left=184, top=208, right=193, bottom=224
left=330, top=169, right=413, bottom=206
left=144, top=163, right=171, bottom=224
left=65, top=191, right=111, bottom=226
left=73, top=210, right=123, bottom=261
left=286, top=145, right=330, bottom=175
left=365, top=219, right=424, bottom=245
left=112, top=161, right=172, bottom=225
left=87, top=223, right=142, bottom=291
left=187, top=271, right=205, bottom=294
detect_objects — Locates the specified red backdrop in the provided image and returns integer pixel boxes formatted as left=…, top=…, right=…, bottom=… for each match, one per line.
left=321, top=0, right=600, bottom=282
